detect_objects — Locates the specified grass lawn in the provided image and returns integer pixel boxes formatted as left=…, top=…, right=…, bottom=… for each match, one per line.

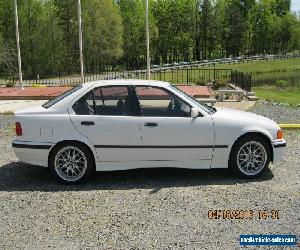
left=212, top=58, right=300, bottom=73
left=149, top=58, right=300, bottom=85
left=253, top=86, right=300, bottom=105
left=150, top=68, right=230, bottom=84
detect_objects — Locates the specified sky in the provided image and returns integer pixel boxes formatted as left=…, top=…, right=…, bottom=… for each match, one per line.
left=291, top=0, right=300, bottom=12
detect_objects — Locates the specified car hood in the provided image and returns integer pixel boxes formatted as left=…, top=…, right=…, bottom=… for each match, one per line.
left=212, top=107, right=279, bottom=129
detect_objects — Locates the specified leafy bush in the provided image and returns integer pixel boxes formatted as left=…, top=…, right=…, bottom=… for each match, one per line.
left=195, top=80, right=207, bottom=86
left=5, top=82, right=15, bottom=87
left=2, top=111, right=14, bottom=115
left=275, top=80, right=288, bottom=89
left=212, top=79, right=227, bottom=90
left=31, top=83, right=46, bottom=88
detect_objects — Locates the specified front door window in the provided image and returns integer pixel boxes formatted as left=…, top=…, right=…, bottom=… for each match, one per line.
left=134, top=86, right=191, bottom=117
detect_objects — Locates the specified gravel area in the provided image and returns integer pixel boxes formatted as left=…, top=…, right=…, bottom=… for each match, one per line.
left=250, top=100, right=300, bottom=123
left=0, top=114, right=299, bottom=249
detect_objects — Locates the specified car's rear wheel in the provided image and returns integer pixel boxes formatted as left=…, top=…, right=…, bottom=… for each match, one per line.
left=49, top=142, right=94, bottom=184
left=229, top=135, right=271, bottom=178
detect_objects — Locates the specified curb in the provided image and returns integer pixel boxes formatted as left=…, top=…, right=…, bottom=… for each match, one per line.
left=278, top=124, right=300, bottom=130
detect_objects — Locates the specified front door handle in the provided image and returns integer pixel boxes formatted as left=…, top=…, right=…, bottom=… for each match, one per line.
left=144, top=122, right=158, bottom=127
left=81, top=121, right=94, bottom=126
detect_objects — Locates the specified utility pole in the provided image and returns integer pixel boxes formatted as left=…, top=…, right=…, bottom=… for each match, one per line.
left=78, top=0, right=84, bottom=83
left=14, top=0, right=23, bottom=90
left=145, top=0, right=150, bottom=80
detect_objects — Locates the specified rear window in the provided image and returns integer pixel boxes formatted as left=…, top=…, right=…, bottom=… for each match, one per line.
left=42, top=85, right=83, bottom=109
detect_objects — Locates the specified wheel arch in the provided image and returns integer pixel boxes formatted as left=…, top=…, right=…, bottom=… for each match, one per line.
left=230, top=131, right=274, bottom=162
left=48, top=140, right=96, bottom=168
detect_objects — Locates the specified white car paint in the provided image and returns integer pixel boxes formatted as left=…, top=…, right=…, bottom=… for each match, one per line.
left=12, top=80, right=286, bottom=172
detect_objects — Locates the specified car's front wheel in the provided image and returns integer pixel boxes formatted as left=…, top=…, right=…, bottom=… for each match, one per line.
left=49, top=142, right=94, bottom=184
left=229, top=135, right=271, bottom=178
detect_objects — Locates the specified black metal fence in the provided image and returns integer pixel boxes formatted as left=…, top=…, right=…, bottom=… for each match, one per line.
left=230, top=70, right=252, bottom=92
left=0, top=68, right=251, bottom=91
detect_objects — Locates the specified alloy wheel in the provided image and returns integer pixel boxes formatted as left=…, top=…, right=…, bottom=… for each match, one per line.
left=237, top=141, right=267, bottom=176
left=54, top=146, right=88, bottom=182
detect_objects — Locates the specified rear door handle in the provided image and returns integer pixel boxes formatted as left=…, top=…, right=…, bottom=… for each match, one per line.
left=81, top=121, right=94, bottom=126
left=144, top=122, right=158, bottom=127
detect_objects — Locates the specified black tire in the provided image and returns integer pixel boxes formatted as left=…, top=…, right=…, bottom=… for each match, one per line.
left=229, top=135, right=271, bottom=178
left=49, top=141, right=94, bottom=184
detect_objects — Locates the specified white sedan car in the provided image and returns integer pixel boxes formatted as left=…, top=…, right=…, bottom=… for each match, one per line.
left=13, top=80, right=286, bottom=184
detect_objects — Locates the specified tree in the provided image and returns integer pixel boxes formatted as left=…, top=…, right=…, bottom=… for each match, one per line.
left=279, top=13, right=299, bottom=53
left=153, top=0, right=195, bottom=64
left=0, top=0, right=16, bottom=74
left=196, top=0, right=217, bottom=60
left=0, top=38, right=17, bottom=74
left=222, top=0, right=247, bottom=57
left=118, top=0, right=145, bottom=68
left=54, top=0, right=78, bottom=74
left=249, top=0, right=272, bottom=54
left=271, top=0, right=291, bottom=17
left=289, top=19, right=300, bottom=52
left=82, top=0, right=123, bottom=71
left=0, top=0, right=299, bottom=76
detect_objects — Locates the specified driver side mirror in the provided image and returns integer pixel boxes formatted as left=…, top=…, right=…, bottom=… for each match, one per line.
left=191, top=108, right=200, bottom=118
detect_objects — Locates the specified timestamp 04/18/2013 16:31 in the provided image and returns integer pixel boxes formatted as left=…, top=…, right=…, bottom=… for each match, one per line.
left=208, top=210, right=280, bottom=220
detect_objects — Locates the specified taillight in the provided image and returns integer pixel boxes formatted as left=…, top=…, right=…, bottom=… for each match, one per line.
left=16, top=122, right=22, bottom=136
left=277, top=129, right=283, bottom=140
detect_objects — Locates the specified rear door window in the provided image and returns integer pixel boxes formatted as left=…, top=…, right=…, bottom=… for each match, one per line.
left=72, top=86, right=140, bottom=116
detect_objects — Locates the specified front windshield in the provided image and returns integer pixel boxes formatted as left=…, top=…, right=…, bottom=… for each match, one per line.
left=169, top=85, right=216, bottom=115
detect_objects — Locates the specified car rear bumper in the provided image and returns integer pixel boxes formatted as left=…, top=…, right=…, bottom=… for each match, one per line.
left=272, top=139, right=286, bottom=164
left=12, top=140, right=53, bottom=167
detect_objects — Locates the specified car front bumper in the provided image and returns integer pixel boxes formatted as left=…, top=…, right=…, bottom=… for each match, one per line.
left=272, top=139, right=286, bottom=164
left=12, top=140, right=54, bottom=167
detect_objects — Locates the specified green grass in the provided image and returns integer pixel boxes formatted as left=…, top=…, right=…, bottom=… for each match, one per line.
left=210, top=58, right=300, bottom=104
left=212, top=58, right=300, bottom=73
left=253, top=86, right=300, bottom=105
left=150, top=58, right=300, bottom=85
left=150, top=69, right=229, bottom=84
left=212, top=58, right=300, bottom=88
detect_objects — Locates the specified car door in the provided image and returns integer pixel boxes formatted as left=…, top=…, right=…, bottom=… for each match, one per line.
left=134, top=85, right=214, bottom=168
left=69, top=85, right=142, bottom=166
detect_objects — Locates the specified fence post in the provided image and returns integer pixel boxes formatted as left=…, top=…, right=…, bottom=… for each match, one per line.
left=186, top=68, right=189, bottom=84
left=213, top=68, right=216, bottom=81
left=241, top=73, right=244, bottom=90
left=249, top=74, right=252, bottom=91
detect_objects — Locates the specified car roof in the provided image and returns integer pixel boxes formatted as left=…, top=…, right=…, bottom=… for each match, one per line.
left=82, top=79, right=171, bottom=88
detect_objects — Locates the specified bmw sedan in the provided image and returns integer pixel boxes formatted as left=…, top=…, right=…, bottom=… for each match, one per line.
left=12, top=80, right=286, bottom=184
